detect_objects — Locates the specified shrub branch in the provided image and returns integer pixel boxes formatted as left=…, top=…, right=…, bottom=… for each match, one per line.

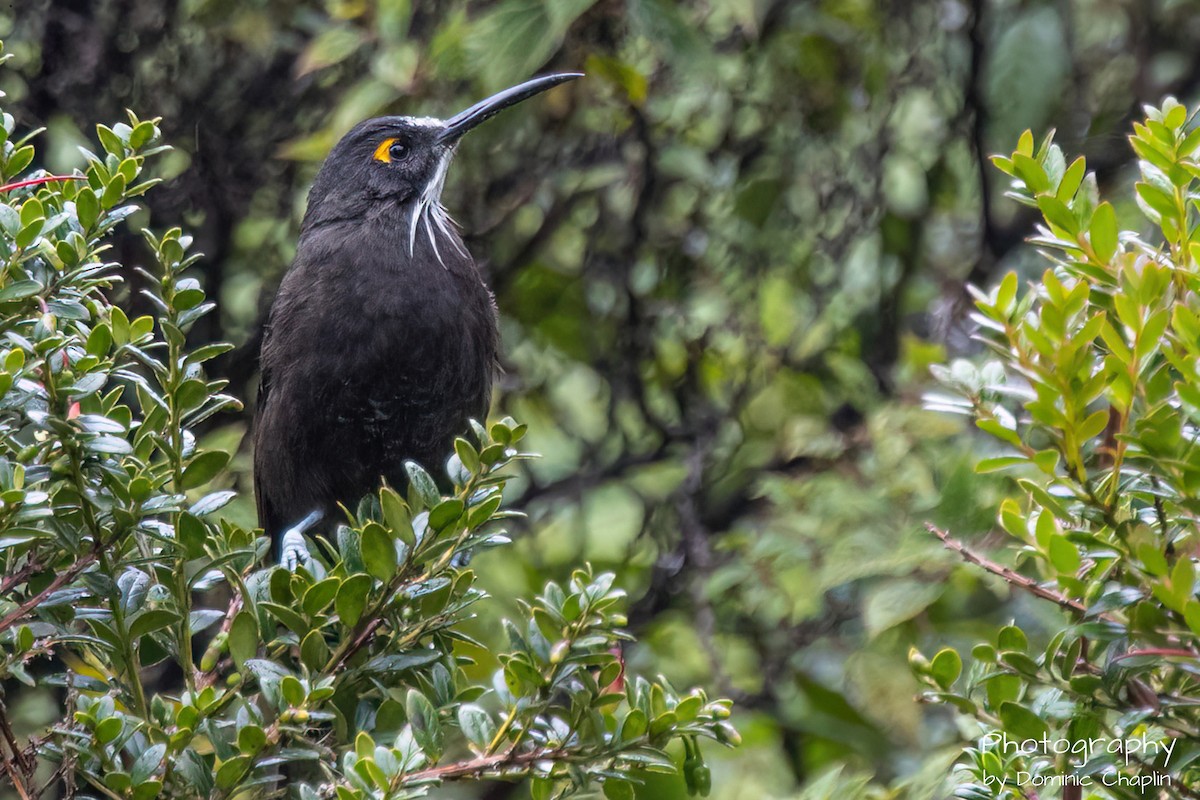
left=926, top=524, right=1088, bottom=615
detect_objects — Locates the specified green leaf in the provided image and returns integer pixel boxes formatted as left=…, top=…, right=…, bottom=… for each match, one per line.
left=929, top=648, right=961, bottom=690
left=1017, top=129, right=1035, bottom=156
left=406, top=688, right=441, bottom=756
left=228, top=610, right=259, bottom=669
left=453, top=437, right=481, bottom=474
left=457, top=703, right=495, bottom=749
left=214, top=755, right=251, bottom=790
left=1173, top=557, right=1196, bottom=609
left=428, top=498, right=464, bottom=530
left=972, top=643, right=998, bottom=662
left=995, top=271, right=1018, bottom=315
left=96, top=124, right=126, bottom=156
left=380, top=487, right=413, bottom=546
left=999, top=702, right=1049, bottom=739
left=1037, top=195, right=1077, bottom=234
left=404, top=461, right=440, bottom=508
left=618, top=708, right=647, bottom=742
left=176, top=513, right=207, bottom=559
left=1184, top=600, right=1200, bottom=635
left=360, top=524, right=397, bottom=582
left=261, top=602, right=310, bottom=636
left=17, top=198, right=42, bottom=232
left=303, top=577, right=341, bottom=616
left=131, top=743, right=165, bottom=783
left=985, top=674, right=1022, bottom=709
left=1035, top=509, right=1058, bottom=550
left=95, top=716, right=123, bottom=744
left=237, top=725, right=266, bottom=755
left=300, top=629, right=330, bottom=671
left=976, top=418, right=1024, bottom=448
left=71, top=374, right=110, bottom=400
left=186, top=342, right=234, bottom=364
left=1137, top=309, right=1170, bottom=362
left=101, top=173, right=127, bottom=209
left=130, top=120, right=157, bottom=149
left=190, top=490, right=236, bottom=516
left=129, top=609, right=181, bottom=639
left=1136, top=181, right=1176, bottom=219
left=1011, top=153, right=1050, bottom=193
left=180, top=450, right=229, bottom=490
left=998, top=498, right=1027, bottom=540
left=0, top=279, right=42, bottom=302
left=1076, top=409, right=1110, bottom=441
left=603, top=780, right=636, bottom=800
left=280, top=675, right=306, bottom=707
left=998, top=625, right=1027, bottom=652
left=1056, top=156, right=1086, bottom=201
left=1165, top=101, right=1188, bottom=129
left=1048, top=535, right=1081, bottom=574
left=85, top=323, right=113, bottom=357
left=7, top=144, right=33, bottom=176
left=1137, top=543, right=1168, bottom=576
left=105, top=772, right=132, bottom=793
left=975, top=456, right=1028, bottom=473
left=175, top=379, right=209, bottom=411
left=75, top=188, right=101, bottom=229
left=530, top=777, right=554, bottom=800
left=1090, top=201, right=1118, bottom=261
left=0, top=205, right=18, bottom=236
left=336, top=574, right=373, bottom=628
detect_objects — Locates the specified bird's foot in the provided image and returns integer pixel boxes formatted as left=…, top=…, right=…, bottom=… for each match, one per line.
left=279, top=509, right=323, bottom=571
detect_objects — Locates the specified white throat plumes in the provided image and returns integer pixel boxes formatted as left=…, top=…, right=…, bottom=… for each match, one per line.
left=408, top=147, right=466, bottom=268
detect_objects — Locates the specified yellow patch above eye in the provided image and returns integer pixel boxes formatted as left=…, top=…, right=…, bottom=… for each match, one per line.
left=373, top=138, right=397, bottom=163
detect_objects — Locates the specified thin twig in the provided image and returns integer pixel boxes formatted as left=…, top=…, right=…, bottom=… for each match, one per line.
left=330, top=617, right=386, bottom=674
left=0, top=555, right=48, bottom=597
left=0, top=551, right=98, bottom=634
left=402, top=747, right=562, bottom=784
left=0, top=708, right=30, bottom=774
left=196, top=595, right=243, bottom=691
left=0, top=702, right=33, bottom=800
left=35, top=762, right=67, bottom=800
left=1, top=756, right=32, bottom=800
left=926, top=524, right=1088, bottom=615
left=0, top=175, right=85, bottom=193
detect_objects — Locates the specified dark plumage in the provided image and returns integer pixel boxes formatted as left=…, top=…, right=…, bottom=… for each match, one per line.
left=254, top=74, right=580, bottom=551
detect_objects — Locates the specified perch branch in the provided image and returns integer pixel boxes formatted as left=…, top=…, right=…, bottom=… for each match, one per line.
left=926, top=524, right=1088, bottom=615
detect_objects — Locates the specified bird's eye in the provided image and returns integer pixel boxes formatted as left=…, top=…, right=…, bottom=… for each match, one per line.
left=372, top=137, right=409, bottom=164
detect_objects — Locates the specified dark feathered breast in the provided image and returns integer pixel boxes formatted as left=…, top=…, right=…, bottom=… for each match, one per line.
left=253, top=214, right=496, bottom=542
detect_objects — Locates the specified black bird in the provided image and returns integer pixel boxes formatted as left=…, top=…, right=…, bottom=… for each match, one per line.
left=254, top=73, right=581, bottom=552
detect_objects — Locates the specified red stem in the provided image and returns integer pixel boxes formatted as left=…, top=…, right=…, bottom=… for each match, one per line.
left=0, top=175, right=85, bottom=193
left=1117, top=648, right=1198, bottom=660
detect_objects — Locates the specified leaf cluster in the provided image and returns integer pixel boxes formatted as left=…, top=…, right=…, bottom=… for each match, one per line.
left=0, top=45, right=734, bottom=800
left=916, top=99, right=1200, bottom=797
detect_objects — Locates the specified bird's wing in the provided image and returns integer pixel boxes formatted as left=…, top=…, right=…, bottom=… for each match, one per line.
left=253, top=322, right=275, bottom=534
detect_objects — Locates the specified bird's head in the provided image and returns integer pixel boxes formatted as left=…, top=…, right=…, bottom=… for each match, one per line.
left=302, top=73, right=582, bottom=246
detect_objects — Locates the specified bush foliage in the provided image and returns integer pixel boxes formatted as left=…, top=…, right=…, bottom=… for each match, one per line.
left=0, top=53, right=734, bottom=799
left=14, top=2, right=1191, bottom=796
left=916, top=99, right=1200, bottom=797
left=10, top=2, right=1200, bottom=798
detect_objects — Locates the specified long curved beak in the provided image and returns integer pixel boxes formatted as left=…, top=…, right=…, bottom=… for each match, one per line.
left=437, top=73, right=583, bottom=145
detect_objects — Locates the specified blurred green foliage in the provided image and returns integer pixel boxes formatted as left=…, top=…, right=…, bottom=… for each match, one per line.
left=916, top=100, right=1200, bottom=798
left=0, top=89, right=736, bottom=798
left=3, top=0, right=1198, bottom=798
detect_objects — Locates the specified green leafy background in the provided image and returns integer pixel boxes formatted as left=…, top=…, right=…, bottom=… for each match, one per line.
left=3, top=1, right=1195, bottom=797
